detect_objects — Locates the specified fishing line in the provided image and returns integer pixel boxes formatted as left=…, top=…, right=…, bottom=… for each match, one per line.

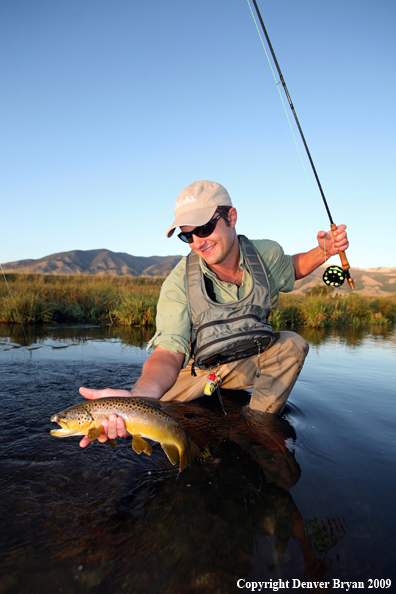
left=246, top=0, right=325, bottom=232
left=246, top=0, right=354, bottom=288
left=0, top=263, right=29, bottom=345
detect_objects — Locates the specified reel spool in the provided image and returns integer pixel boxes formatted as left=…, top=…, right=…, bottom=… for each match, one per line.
left=323, top=265, right=345, bottom=287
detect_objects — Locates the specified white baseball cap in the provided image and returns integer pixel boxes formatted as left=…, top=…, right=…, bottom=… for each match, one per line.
left=166, top=180, right=232, bottom=238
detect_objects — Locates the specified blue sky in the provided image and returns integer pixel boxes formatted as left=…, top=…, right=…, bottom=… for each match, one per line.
left=1, top=0, right=395, bottom=269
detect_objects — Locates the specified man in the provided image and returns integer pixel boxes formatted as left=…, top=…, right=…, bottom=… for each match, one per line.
left=79, top=180, right=349, bottom=447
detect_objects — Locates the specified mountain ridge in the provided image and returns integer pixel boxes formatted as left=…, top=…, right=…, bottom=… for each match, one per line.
left=2, top=249, right=183, bottom=278
left=2, top=250, right=396, bottom=294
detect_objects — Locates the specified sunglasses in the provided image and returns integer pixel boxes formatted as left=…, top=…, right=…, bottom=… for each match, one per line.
left=178, top=210, right=227, bottom=244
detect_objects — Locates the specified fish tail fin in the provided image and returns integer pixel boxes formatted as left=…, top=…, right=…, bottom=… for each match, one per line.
left=179, top=439, right=200, bottom=473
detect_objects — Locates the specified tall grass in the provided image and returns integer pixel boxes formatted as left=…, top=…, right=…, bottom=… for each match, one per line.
left=1, top=275, right=396, bottom=328
left=0, top=274, right=162, bottom=325
left=270, top=291, right=396, bottom=330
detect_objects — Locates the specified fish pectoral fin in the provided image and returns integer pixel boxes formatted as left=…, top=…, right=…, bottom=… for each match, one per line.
left=160, top=443, right=180, bottom=466
left=132, top=435, right=152, bottom=457
left=87, top=425, right=104, bottom=441
left=87, top=425, right=117, bottom=446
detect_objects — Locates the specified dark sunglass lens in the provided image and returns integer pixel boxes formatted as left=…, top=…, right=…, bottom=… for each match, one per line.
left=177, top=210, right=225, bottom=243
left=178, top=232, right=193, bottom=244
left=195, top=220, right=215, bottom=238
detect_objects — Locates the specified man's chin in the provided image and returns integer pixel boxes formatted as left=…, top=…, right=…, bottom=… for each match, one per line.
left=199, top=245, right=218, bottom=262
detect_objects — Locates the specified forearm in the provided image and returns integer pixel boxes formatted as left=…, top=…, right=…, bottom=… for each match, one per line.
left=292, top=246, right=329, bottom=280
left=131, top=347, right=184, bottom=399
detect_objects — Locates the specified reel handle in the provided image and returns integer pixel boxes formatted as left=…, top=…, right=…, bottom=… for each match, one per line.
left=330, top=223, right=355, bottom=289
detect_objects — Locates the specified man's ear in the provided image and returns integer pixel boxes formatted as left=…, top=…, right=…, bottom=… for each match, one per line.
left=229, top=207, right=237, bottom=228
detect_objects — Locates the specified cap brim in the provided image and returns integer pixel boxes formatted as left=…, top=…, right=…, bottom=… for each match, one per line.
left=166, top=206, right=217, bottom=238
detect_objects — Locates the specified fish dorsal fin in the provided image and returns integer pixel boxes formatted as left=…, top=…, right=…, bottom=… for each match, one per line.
left=161, top=443, right=180, bottom=466
left=132, top=435, right=152, bottom=456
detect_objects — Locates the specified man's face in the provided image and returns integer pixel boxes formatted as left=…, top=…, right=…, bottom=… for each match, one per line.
left=180, top=208, right=238, bottom=268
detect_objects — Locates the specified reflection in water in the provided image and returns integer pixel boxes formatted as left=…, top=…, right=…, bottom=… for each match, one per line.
left=0, top=322, right=154, bottom=350
left=298, top=324, right=396, bottom=349
left=0, top=324, right=395, bottom=593
left=2, top=321, right=395, bottom=352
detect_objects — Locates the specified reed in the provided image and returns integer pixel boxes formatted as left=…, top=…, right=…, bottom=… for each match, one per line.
left=1, top=275, right=395, bottom=328
left=0, top=274, right=162, bottom=325
left=270, top=291, right=396, bottom=329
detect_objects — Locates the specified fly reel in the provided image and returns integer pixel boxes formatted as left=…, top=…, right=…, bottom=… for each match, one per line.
left=323, top=265, right=345, bottom=287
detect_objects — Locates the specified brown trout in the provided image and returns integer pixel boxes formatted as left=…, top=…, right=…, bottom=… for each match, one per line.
left=50, top=397, right=199, bottom=472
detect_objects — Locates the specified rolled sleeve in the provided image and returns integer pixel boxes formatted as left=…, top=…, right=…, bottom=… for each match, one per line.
left=146, top=258, right=192, bottom=368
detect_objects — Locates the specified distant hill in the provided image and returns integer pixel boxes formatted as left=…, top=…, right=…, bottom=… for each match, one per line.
left=2, top=250, right=395, bottom=295
left=2, top=249, right=183, bottom=278
left=293, top=265, right=396, bottom=296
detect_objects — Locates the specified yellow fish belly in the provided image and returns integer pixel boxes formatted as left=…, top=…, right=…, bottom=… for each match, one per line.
left=50, top=397, right=199, bottom=472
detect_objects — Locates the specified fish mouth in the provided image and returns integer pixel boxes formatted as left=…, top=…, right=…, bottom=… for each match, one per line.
left=50, top=417, right=75, bottom=436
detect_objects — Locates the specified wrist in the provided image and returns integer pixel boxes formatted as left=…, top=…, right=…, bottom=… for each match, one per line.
left=316, top=245, right=331, bottom=264
left=131, top=382, right=162, bottom=399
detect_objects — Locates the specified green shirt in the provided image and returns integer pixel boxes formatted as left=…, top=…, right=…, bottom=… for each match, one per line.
left=147, top=238, right=295, bottom=367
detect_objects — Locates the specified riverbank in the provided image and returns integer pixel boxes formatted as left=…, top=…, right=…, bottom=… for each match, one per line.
left=1, top=274, right=395, bottom=328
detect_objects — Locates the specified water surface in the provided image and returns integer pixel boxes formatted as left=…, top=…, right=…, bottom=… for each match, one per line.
left=1, top=324, right=395, bottom=593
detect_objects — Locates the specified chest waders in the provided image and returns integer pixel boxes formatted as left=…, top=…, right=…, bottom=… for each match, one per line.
left=186, top=235, right=277, bottom=375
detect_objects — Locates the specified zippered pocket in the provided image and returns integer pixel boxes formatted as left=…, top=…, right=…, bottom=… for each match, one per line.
left=195, top=314, right=262, bottom=337
left=194, top=328, right=275, bottom=359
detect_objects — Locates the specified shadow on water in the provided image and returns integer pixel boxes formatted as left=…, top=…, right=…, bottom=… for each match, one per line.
left=1, top=323, right=396, bottom=593
left=0, top=393, right=337, bottom=594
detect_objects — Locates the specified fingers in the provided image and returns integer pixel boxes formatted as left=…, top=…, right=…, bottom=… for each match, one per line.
left=79, top=435, right=93, bottom=448
left=79, top=387, right=133, bottom=400
left=332, top=226, right=349, bottom=252
left=78, top=387, right=130, bottom=448
left=98, top=414, right=128, bottom=442
left=318, top=224, right=349, bottom=255
left=78, top=414, right=128, bottom=448
left=79, top=386, right=106, bottom=400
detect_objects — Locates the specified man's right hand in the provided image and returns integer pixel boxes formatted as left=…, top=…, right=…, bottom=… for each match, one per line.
left=77, top=347, right=184, bottom=448
left=78, top=386, right=132, bottom=448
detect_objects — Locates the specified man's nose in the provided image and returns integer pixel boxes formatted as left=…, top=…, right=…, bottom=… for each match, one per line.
left=191, top=235, right=208, bottom=250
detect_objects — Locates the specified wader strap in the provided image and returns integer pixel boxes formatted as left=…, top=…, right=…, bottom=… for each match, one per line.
left=203, top=275, right=217, bottom=303
left=238, top=235, right=269, bottom=288
left=185, top=250, right=199, bottom=328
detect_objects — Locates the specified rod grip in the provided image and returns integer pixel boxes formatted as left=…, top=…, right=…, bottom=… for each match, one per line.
left=330, top=223, right=355, bottom=289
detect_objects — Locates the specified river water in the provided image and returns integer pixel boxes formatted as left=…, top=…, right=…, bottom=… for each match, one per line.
left=0, top=323, right=395, bottom=594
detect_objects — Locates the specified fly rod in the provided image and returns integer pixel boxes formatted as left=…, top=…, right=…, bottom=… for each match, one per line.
left=250, top=0, right=354, bottom=289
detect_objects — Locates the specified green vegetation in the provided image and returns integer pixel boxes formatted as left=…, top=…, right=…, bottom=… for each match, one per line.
left=1, top=275, right=396, bottom=328
left=0, top=274, right=162, bottom=326
left=271, top=289, right=396, bottom=329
